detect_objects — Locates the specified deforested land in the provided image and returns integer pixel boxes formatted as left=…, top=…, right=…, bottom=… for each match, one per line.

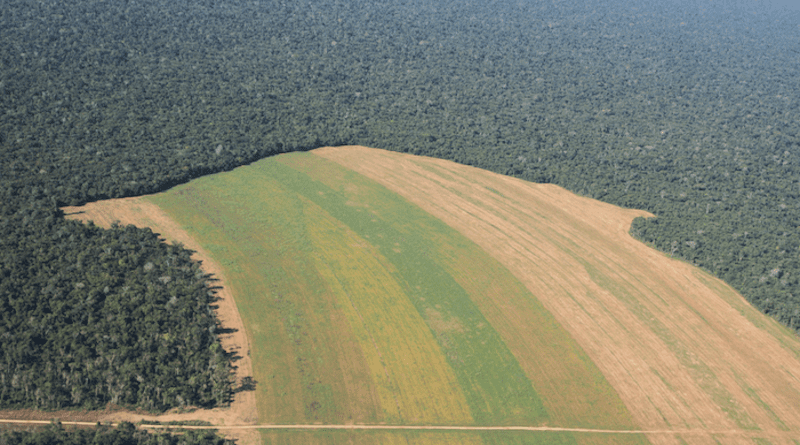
left=64, top=147, right=800, bottom=444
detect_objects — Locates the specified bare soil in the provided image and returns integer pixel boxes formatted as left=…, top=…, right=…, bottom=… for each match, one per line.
left=5, top=418, right=800, bottom=444
left=60, top=198, right=258, bottom=445
left=315, top=145, right=800, bottom=445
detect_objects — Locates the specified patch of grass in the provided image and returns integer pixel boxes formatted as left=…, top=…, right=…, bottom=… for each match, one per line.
left=149, top=158, right=479, bottom=425
left=304, top=198, right=473, bottom=424
left=258, top=430, right=654, bottom=445
left=259, top=430, right=554, bottom=445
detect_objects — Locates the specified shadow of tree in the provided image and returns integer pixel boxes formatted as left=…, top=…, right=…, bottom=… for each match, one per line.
left=234, top=376, right=257, bottom=393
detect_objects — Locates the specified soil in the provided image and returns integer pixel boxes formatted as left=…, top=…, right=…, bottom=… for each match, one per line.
left=4, top=419, right=800, bottom=443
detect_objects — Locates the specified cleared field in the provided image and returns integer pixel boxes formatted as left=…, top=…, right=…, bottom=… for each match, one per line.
left=273, top=154, right=636, bottom=432
left=144, top=152, right=643, bottom=434
left=63, top=149, right=653, bottom=445
left=316, top=145, right=800, bottom=445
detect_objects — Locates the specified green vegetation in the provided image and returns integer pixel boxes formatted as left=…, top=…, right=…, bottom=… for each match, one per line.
left=269, top=155, right=545, bottom=425
left=259, top=430, right=578, bottom=445
left=260, top=428, right=655, bottom=445
left=0, top=218, right=231, bottom=410
left=147, top=152, right=644, bottom=440
left=1, top=0, right=799, bottom=419
left=0, top=421, right=232, bottom=445
left=149, top=154, right=542, bottom=425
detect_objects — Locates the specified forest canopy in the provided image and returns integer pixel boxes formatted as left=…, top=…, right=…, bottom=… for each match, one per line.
left=0, top=421, right=233, bottom=445
left=1, top=0, right=799, bottom=412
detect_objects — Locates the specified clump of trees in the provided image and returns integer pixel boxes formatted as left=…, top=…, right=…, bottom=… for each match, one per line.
left=1, top=0, right=799, bottom=414
left=0, top=421, right=233, bottom=445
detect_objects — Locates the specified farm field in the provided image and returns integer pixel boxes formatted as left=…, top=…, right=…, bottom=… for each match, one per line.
left=258, top=429, right=607, bottom=445
left=145, top=150, right=647, bottom=445
left=316, top=146, right=800, bottom=445
left=61, top=146, right=800, bottom=445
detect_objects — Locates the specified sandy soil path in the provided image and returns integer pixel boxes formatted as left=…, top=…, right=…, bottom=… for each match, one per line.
left=3, top=419, right=800, bottom=442
left=60, top=197, right=258, bottom=445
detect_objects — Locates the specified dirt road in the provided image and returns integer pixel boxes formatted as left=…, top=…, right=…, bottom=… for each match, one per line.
left=2, top=418, right=798, bottom=442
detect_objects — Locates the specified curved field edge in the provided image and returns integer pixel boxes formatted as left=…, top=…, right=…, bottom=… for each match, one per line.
left=315, top=145, right=800, bottom=443
left=140, top=152, right=643, bottom=435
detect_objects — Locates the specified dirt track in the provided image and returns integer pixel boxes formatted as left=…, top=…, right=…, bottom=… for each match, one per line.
left=4, top=418, right=800, bottom=442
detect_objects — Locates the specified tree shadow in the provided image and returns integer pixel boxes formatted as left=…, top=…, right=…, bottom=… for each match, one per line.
left=224, top=347, right=243, bottom=364
left=234, top=376, right=257, bottom=393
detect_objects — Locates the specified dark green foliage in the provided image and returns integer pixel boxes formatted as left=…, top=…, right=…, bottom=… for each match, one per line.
left=0, top=421, right=233, bottom=445
left=0, top=210, right=232, bottom=410
left=1, top=0, right=799, bottom=410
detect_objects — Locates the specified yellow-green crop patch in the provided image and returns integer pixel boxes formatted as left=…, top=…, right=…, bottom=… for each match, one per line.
left=258, top=429, right=667, bottom=445
left=146, top=151, right=645, bottom=442
left=259, top=430, right=580, bottom=445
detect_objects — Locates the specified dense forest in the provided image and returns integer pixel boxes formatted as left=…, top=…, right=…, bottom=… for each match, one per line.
left=1, top=0, right=799, bottom=416
left=0, top=421, right=232, bottom=445
left=0, top=217, right=232, bottom=410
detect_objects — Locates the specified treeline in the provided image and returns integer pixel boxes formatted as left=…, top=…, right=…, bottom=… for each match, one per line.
left=1, top=0, right=799, bottom=412
left=0, top=422, right=232, bottom=445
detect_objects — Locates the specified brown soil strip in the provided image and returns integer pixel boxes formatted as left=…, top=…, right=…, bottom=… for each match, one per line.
left=60, top=197, right=258, bottom=445
left=315, top=146, right=800, bottom=445
left=3, top=419, right=800, bottom=442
